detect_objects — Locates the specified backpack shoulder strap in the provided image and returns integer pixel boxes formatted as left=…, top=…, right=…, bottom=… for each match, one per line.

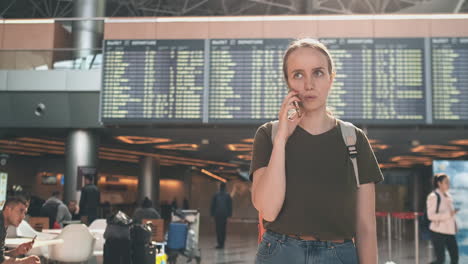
left=338, top=119, right=360, bottom=188
left=271, top=120, right=279, bottom=143
left=434, top=191, right=441, bottom=213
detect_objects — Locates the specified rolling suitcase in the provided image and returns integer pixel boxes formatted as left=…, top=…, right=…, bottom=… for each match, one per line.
left=167, top=222, right=188, bottom=250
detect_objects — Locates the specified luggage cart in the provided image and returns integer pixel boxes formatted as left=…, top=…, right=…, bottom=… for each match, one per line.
left=167, top=209, right=201, bottom=264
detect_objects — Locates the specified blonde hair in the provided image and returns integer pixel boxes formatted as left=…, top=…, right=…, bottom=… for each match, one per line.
left=282, top=38, right=335, bottom=83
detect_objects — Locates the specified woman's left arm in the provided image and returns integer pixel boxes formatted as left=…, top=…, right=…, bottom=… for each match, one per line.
left=355, top=182, right=377, bottom=264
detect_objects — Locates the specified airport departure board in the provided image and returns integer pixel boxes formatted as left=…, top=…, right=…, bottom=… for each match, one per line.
left=100, top=37, right=467, bottom=125
left=209, top=39, right=290, bottom=123
left=432, top=38, right=468, bottom=123
left=321, top=38, right=426, bottom=123
left=101, top=40, right=205, bottom=123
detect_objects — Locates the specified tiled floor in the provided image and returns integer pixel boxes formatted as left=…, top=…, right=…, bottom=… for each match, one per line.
left=87, top=224, right=465, bottom=264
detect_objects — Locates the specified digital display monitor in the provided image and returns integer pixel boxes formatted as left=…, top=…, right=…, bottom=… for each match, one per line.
left=321, top=38, right=426, bottom=124
left=431, top=38, right=468, bottom=124
left=208, top=39, right=290, bottom=123
left=101, top=39, right=205, bottom=123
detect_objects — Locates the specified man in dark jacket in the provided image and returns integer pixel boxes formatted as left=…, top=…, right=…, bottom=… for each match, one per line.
left=132, top=197, right=161, bottom=224
left=79, top=174, right=100, bottom=225
left=210, top=183, right=232, bottom=249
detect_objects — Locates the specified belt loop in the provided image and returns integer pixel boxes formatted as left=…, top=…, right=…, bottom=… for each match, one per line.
left=281, top=233, right=287, bottom=243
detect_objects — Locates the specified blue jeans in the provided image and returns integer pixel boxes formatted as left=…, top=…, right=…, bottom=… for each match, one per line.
left=256, top=230, right=358, bottom=264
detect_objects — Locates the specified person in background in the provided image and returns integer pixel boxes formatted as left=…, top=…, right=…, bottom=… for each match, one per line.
left=79, top=174, right=100, bottom=225
left=427, top=173, right=459, bottom=264
left=210, top=183, right=232, bottom=249
left=67, top=200, right=80, bottom=221
left=132, top=197, right=161, bottom=224
left=1, top=196, right=41, bottom=264
left=41, top=191, right=71, bottom=228
left=183, top=197, right=189, bottom=210
left=171, top=198, right=178, bottom=211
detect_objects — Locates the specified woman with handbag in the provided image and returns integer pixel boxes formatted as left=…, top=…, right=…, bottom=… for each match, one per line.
left=250, top=38, right=383, bottom=264
left=427, top=173, right=459, bottom=264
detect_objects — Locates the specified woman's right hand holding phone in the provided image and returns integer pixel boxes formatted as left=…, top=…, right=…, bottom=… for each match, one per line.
left=275, top=91, right=303, bottom=144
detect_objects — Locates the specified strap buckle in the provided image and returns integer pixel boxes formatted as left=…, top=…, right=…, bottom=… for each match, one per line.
left=347, top=145, right=357, bottom=158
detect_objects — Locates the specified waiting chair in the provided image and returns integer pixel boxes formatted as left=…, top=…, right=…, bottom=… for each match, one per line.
left=48, top=224, right=96, bottom=263
left=143, top=218, right=165, bottom=242
left=28, top=217, right=49, bottom=231
left=88, top=219, right=107, bottom=230
left=88, top=219, right=107, bottom=254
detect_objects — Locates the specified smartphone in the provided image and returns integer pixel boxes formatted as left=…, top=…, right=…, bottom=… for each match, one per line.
left=293, top=101, right=302, bottom=118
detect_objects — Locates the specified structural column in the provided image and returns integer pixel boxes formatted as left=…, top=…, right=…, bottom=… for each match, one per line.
left=138, top=156, right=160, bottom=208
left=64, top=130, right=99, bottom=204
left=72, top=0, right=106, bottom=59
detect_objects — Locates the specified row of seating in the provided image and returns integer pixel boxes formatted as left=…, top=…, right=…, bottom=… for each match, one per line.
left=9, top=217, right=165, bottom=263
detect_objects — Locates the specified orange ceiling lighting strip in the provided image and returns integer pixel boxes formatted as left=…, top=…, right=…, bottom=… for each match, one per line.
left=99, top=147, right=238, bottom=167
left=391, top=156, right=432, bottom=162
left=236, top=154, right=252, bottom=160
left=449, top=139, right=468, bottom=146
left=154, top=144, right=199, bottom=151
left=422, top=151, right=468, bottom=158
left=201, top=169, right=227, bottom=183
left=370, top=144, right=389, bottom=151
left=226, top=144, right=252, bottom=152
left=379, top=163, right=413, bottom=169
left=115, top=136, right=171, bottom=144
left=2, top=137, right=237, bottom=168
left=411, top=145, right=462, bottom=152
left=0, top=140, right=64, bottom=151
left=242, top=138, right=254, bottom=143
left=99, top=151, right=139, bottom=159
left=99, top=155, right=139, bottom=163
left=17, top=137, right=64, bottom=146
left=0, top=144, right=47, bottom=153
left=0, top=149, right=41, bottom=156
left=0, top=143, right=64, bottom=155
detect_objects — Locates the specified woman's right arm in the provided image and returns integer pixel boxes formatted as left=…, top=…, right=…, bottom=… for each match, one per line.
left=251, top=92, right=302, bottom=222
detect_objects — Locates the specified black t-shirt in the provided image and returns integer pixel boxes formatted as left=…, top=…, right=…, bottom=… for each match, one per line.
left=250, top=121, right=383, bottom=240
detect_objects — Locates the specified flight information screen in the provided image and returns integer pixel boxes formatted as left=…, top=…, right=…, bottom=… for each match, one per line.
left=100, top=39, right=205, bottom=123
left=432, top=37, right=468, bottom=123
left=321, top=38, right=426, bottom=124
left=99, top=37, right=454, bottom=125
left=208, top=39, right=290, bottom=123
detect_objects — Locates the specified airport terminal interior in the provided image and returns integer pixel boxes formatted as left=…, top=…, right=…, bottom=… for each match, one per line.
left=1, top=0, right=468, bottom=263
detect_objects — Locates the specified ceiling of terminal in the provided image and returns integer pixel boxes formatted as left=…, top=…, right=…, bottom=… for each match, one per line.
left=1, top=125, right=467, bottom=179
left=1, top=0, right=467, bottom=19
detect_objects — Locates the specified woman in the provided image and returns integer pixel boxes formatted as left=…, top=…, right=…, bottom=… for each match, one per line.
left=427, top=173, right=459, bottom=264
left=250, top=38, right=383, bottom=264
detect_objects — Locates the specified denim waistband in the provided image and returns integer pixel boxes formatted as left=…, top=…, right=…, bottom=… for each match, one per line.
left=264, top=230, right=353, bottom=248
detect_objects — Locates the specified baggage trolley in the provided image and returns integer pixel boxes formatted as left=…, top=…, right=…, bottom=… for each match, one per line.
left=167, top=209, right=201, bottom=264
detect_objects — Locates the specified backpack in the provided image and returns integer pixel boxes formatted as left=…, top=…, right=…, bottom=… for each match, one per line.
left=40, top=201, right=60, bottom=229
left=258, top=119, right=360, bottom=243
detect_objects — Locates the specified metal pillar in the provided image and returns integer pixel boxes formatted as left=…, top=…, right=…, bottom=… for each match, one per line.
left=138, top=156, right=160, bottom=207
left=65, top=130, right=99, bottom=204
left=72, top=0, right=105, bottom=59
left=387, top=213, right=392, bottom=261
